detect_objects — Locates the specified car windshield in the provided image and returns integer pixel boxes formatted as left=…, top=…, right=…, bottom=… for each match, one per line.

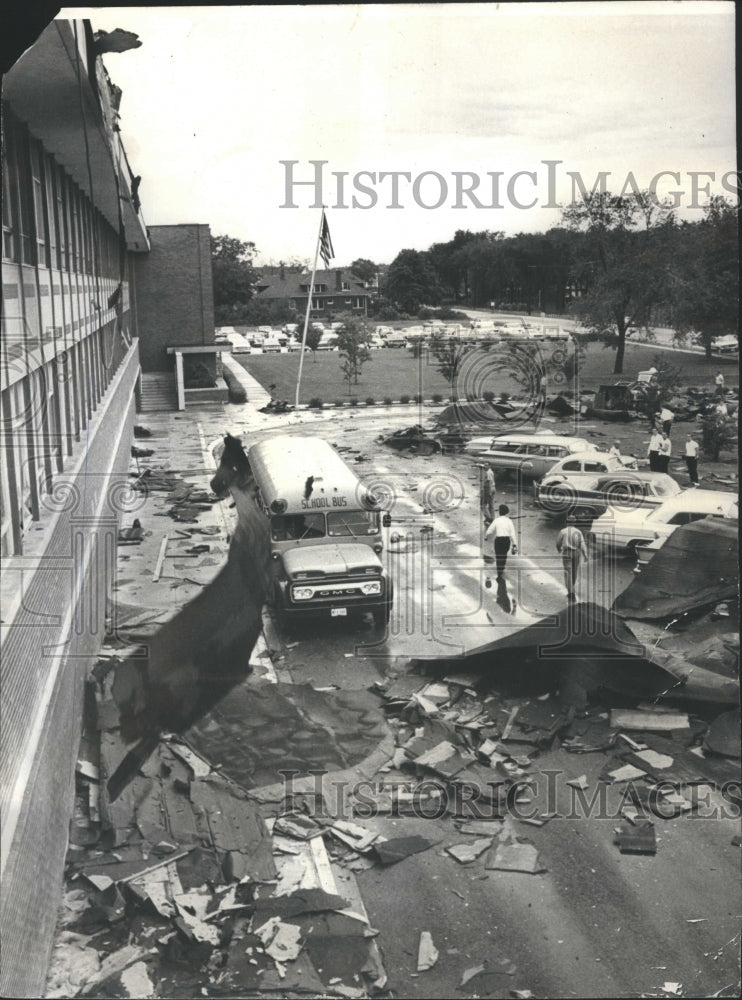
left=271, top=513, right=326, bottom=541
left=327, top=510, right=380, bottom=537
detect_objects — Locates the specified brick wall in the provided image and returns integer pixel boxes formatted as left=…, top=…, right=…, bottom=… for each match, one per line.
left=0, top=343, right=139, bottom=998
left=134, top=224, right=216, bottom=373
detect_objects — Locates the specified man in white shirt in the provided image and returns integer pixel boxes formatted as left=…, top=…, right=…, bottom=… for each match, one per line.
left=481, top=464, right=496, bottom=523
left=647, top=429, right=662, bottom=471
left=684, top=434, right=700, bottom=485
left=556, top=514, right=589, bottom=600
left=660, top=406, right=674, bottom=436
left=657, top=431, right=672, bottom=473
left=715, top=371, right=725, bottom=396
left=484, top=504, right=518, bottom=579
left=609, top=440, right=622, bottom=460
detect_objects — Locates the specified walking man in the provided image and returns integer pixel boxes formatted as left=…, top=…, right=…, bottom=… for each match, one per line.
left=556, top=514, right=589, bottom=601
left=484, top=504, right=518, bottom=579
left=647, top=427, right=662, bottom=471
left=660, top=405, right=674, bottom=436
left=684, top=434, right=700, bottom=485
left=715, top=371, right=725, bottom=396
left=657, top=431, right=672, bottom=473
left=481, top=464, right=496, bottom=523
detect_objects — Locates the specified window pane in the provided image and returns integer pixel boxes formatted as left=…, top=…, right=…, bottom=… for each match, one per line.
left=327, top=510, right=380, bottom=536
left=270, top=513, right=326, bottom=541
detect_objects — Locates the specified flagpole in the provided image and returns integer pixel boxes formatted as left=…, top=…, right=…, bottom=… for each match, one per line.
left=295, top=208, right=326, bottom=408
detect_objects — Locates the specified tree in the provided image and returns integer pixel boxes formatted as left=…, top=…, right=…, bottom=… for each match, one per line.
left=670, top=198, right=739, bottom=359
left=211, top=234, right=257, bottom=325
left=336, top=319, right=372, bottom=392
left=300, top=325, right=323, bottom=362
left=384, top=249, right=442, bottom=314
left=350, top=258, right=377, bottom=285
left=429, top=333, right=473, bottom=401
left=562, top=191, right=675, bottom=374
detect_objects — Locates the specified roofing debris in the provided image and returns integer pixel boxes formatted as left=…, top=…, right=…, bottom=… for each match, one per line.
left=48, top=726, right=388, bottom=999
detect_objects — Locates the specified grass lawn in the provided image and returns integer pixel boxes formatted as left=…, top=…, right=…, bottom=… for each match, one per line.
left=236, top=341, right=734, bottom=404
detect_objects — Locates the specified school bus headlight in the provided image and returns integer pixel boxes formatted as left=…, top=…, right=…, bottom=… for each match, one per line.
left=360, top=581, right=382, bottom=596
left=292, top=586, right=314, bottom=601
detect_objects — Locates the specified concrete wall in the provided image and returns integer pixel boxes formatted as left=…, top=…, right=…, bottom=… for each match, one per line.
left=134, top=225, right=215, bottom=373
left=0, top=342, right=139, bottom=998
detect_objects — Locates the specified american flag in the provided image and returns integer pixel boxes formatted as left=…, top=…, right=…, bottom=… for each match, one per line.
left=319, top=210, right=334, bottom=267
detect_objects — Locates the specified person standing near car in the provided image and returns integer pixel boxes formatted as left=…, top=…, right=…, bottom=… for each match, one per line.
left=647, top=428, right=662, bottom=471
left=657, top=431, right=672, bottom=473
left=684, top=434, right=700, bottom=485
left=715, top=371, right=725, bottom=396
left=484, top=504, right=518, bottom=579
left=556, top=514, right=589, bottom=601
left=609, top=440, right=622, bottom=460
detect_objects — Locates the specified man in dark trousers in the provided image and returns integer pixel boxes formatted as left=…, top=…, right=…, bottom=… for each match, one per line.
left=684, top=433, right=700, bottom=485
left=556, top=514, right=589, bottom=600
left=484, top=504, right=518, bottom=579
left=647, top=427, right=662, bottom=471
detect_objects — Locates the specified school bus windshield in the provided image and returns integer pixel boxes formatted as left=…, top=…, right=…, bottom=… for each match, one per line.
left=271, top=513, right=326, bottom=541
left=270, top=509, right=380, bottom=541
left=327, top=510, right=380, bottom=537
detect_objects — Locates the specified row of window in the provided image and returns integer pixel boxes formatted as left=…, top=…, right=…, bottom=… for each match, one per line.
left=2, top=105, right=122, bottom=279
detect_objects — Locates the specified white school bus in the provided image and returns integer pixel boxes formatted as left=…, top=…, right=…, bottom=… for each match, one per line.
left=248, top=435, right=393, bottom=625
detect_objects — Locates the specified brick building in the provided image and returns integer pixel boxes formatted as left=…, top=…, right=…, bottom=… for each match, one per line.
left=254, top=265, right=371, bottom=319
left=1, top=19, right=217, bottom=995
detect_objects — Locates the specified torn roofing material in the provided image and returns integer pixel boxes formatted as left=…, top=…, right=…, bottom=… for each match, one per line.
left=613, top=519, right=738, bottom=620
left=413, top=602, right=739, bottom=705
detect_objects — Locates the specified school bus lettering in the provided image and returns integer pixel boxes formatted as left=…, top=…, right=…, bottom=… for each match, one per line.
left=300, top=495, right=348, bottom=509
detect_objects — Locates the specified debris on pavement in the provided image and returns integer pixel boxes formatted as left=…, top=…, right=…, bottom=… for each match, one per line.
left=417, top=930, right=439, bottom=971
left=610, top=710, right=691, bottom=731
left=446, top=838, right=493, bottom=864
left=485, top=840, right=546, bottom=874
left=615, top=819, right=657, bottom=855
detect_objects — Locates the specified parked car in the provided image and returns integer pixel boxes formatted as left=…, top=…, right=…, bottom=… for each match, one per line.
left=542, top=451, right=639, bottom=479
left=316, top=333, right=338, bottom=351
left=589, top=489, right=738, bottom=554
left=464, top=433, right=598, bottom=479
left=385, top=332, right=408, bottom=348
left=262, top=336, right=282, bottom=353
left=535, top=470, right=681, bottom=521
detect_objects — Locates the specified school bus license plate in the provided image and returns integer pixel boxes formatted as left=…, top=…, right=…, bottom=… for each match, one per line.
left=331, top=607, right=347, bottom=617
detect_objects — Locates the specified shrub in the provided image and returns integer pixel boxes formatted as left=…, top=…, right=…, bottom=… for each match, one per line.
left=400, top=394, right=411, bottom=404
left=334, top=399, right=345, bottom=407
left=365, top=396, right=375, bottom=405
left=384, top=396, right=393, bottom=405
left=349, top=398, right=359, bottom=407
left=432, top=393, right=443, bottom=403
left=483, top=390, right=495, bottom=402
left=308, top=397, right=323, bottom=409
left=414, top=393, right=423, bottom=403
left=222, top=370, right=247, bottom=404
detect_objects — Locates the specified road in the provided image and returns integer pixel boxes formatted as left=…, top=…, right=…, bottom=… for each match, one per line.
left=209, top=405, right=740, bottom=999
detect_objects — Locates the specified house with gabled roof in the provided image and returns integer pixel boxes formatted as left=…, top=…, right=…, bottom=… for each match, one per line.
left=254, top=265, right=371, bottom=318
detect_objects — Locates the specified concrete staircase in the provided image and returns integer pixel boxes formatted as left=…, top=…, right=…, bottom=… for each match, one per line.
left=138, top=372, right=177, bottom=412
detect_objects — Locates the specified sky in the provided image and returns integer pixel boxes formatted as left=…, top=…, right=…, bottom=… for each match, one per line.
left=58, top=3, right=737, bottom=267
